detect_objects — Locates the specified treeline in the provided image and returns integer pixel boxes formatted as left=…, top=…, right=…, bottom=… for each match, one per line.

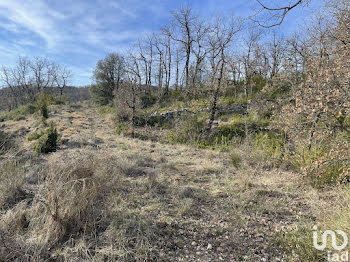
left=0, top=57, right=74, bottom=111
left=89, top=3, right=317, bottom=131
left=0, top=86, right=89, bottom=111
left=91, top=1, right=350, bottom=185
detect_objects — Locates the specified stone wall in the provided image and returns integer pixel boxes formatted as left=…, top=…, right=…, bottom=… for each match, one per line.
left=150, top=105, right=247, bottom=121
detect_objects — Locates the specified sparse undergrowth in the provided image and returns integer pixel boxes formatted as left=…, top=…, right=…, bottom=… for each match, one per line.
left=0, top=93, right=67, bottom=122
left=274, top=225, right=327, bottom=261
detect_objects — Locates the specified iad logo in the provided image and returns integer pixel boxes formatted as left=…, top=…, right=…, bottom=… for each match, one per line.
left=313, top=226, right=348, bottom=261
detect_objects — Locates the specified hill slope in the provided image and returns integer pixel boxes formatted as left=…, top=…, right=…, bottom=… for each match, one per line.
left=0, top=103, right=335, bottom=261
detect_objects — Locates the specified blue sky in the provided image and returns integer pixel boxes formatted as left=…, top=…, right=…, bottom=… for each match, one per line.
left=0, top=0, right=321, bottom=86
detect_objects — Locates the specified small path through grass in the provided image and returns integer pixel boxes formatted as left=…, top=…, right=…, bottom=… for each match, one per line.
left=53, top=105, right=326, bottom=261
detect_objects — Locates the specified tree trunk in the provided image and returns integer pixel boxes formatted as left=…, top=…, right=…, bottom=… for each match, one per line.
left=208, top=55, right=225, bottom=132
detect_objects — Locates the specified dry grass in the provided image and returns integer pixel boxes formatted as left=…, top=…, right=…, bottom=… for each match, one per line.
left=0, top=103, right=347, bottom=261
left=0, top=161, right=26, bottom=209
left=322, top=185, right=350, bottom=243
left=30, top=155, right=101, bottom=246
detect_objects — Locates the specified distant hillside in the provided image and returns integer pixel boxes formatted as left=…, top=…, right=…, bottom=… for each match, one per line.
left=0, top=86, right=89, bottom=111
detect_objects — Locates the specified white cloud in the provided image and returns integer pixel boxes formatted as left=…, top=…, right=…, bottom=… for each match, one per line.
left=0, top=0, right=170, bottom=84
left=0, top=0, right=65, bottom=47
left=108, top=1, right=137, bottom=18
left=0, top=20, right=21, bottom=33
left=0, top=0, right=168, bottom=48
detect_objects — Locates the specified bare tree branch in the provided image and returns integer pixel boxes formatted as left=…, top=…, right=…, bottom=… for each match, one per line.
left=254, top=0, right=308, bottom=28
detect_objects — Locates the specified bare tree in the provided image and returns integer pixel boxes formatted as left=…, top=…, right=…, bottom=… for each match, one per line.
left=145, top=35, right=154, bottom=87
left=30, top=57, right=56, bottom=92
left=286, top=33, right=308, bottom=75
left=1, top=56, right=73, bottom=109
left=162, top=32, right=172, bottom=96
left=268, top=31, right=286, bottom=77
left=168, top=5, right=197, bottom=91
left=242, top=29, right=263, bottom=96
left=191, top=20, right=209, bottom=94
left=121, top=54, right=143, bottom=137
left=0, top=66, right=19, bottom=109
left=54, top=65, right=72, bottom=96
left=153, top=35, right=164, bottom=91
left=207, top=17, right=242, bottom=132
left=1, top=57, right=36, bottom=106
left=174, top=47, right=181, bottom=91
left=137, top=38, right=149, bottom=87
left=137, top=35, right=155, bottom=92
left=227, top=55, right=244, bottom=98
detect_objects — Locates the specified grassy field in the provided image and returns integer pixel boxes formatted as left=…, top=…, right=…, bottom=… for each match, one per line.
left=0, top=103, right=347, bottom=261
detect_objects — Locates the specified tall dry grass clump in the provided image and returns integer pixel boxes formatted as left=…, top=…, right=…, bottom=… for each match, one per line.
left=0, top=150, right=160, bottom=261
left=30, top=155, right=101, bottom=246
left=0, top=161, right=26, bottom=209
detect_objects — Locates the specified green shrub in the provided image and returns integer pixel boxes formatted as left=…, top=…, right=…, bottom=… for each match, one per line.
left=223, top=93, right=250, bottom=106
left=253, top=132, right=285, bottom=159
left=96, top=105, right=114, bottom=115
left=13, top=115, right=25, bottom=121
left=274, top=225, right=326, bottom=261
left=33, top=122, right=58, bottom=154
left=252, top=74, right=266, bottom=93
left=36, top=93, right=57, bottom=106
left=114, top=123, right=128, bottom=135
left=54, top=94, right=69, bottom=105
left=167, top=115, right=205, bottom=144
left=217, top=115, right=269, bottom=141
left=0, top=104, right=36, bottom=121
left=27, top=131, right=43, bottom=141
left=309, top=163, right=344, bottom=187
left=301, top=150, right=349, bottom=188
left=220, top=115, right=231, bottom=122
left=230, top=151, right=242, bottom=168
left=0, top=93, right=64, bottom=121
left=17, top=104, right=36, bottom=115
left=139, top=115, right=169, bottom=128
left=140, top=94, right=157, bottom=108
left=218, top=118, right=246, bottom=139
left=262, top=77, right=294, bottom=101
left=168, top=89, right=184, bottom=101
left=133, top=115, right=147, bottom=127
left=282, top=133, right=350, bottom=187
left=89, top=84, right=113, bottom=106
left=160, top=121, right=173, bottom=129
left=40, top=103, right=49, bottom=118
left=36, top=93, right=55, bottom=119
left=147, top=116, right=163, bottom=127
